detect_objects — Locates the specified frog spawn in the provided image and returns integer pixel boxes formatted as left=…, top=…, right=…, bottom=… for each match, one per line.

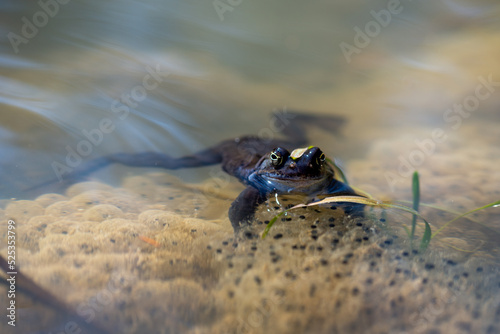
left=1, top=173, right=500, bottom=334
left=236, top=194, right=372, bottom=242
left=211, top=206, right=500, bottom=334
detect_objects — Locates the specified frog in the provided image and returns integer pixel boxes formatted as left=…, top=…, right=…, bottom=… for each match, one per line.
left=32, top=110, right=363, bottom=233
left=227, top=144, right=362, bottom=233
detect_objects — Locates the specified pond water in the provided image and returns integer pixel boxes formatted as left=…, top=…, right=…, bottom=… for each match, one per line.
left=1, top=1, right=500, bottom=333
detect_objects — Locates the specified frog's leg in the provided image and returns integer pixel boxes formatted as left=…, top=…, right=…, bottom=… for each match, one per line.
left=228, top=186, right=267, bottom=233
left=28, top=146, right=225, bottom=193
left=106, top=148, right=223, bottom=169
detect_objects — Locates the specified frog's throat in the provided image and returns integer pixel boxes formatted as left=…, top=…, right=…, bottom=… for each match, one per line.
left=290, top=146, right=315, bottom=160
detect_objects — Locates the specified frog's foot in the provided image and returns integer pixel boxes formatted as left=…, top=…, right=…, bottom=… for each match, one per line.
left=228, top=186, right=267, bottom=235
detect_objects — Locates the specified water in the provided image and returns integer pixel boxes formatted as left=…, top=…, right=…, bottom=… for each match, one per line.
left=1, top=1, right=500, bottom=333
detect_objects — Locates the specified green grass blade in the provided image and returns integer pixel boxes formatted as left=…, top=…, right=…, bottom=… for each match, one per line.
left=261, top=211, right=287, bottom=238
left=431, top=200, right=500, bottom=238
left=419, top=220, right=432, bottom=251
left=411, top=171, right=420, bottom=239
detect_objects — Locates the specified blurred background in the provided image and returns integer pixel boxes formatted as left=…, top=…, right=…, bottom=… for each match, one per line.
left=1, top=2, right=500, bottom=333
left=0, top=0, right=499, bottom=200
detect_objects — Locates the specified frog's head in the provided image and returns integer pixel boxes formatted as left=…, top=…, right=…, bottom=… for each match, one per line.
left=248, top=146, right=335, bottom=194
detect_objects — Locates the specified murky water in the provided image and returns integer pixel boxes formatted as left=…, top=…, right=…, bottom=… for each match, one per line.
left=1, top=1, right=500, bottom=333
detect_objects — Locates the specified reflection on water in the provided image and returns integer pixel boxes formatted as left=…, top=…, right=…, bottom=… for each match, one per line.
left=0, top=0, right=500, bottom=333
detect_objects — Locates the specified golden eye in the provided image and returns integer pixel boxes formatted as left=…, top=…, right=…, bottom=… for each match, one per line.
left=270, top=152, right=282, bottom=166
left=317, top=152, right=326, bottom=165
left=269, top=147, right=290, bottom=167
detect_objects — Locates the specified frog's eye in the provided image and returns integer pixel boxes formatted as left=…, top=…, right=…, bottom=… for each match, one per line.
left=269, top=147, right=289, bottom=167
left=270, top=151, right=283, bottom=166
left=316, top=152, right=326, bottom=166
